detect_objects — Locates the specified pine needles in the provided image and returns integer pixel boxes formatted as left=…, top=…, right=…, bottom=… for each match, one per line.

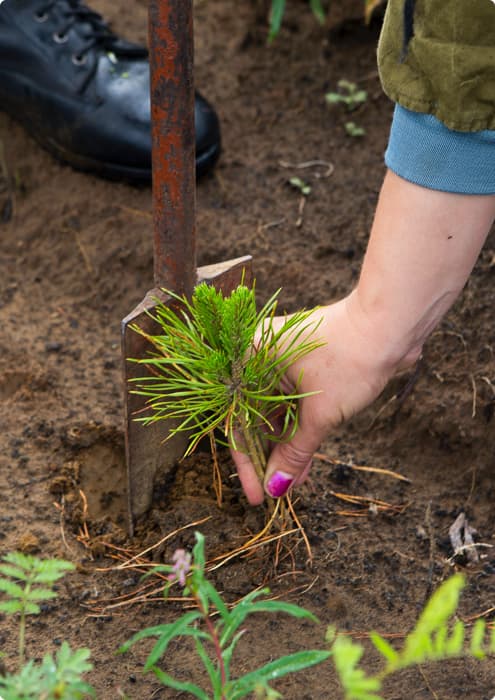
left=130, top=282, right=322, bottom=494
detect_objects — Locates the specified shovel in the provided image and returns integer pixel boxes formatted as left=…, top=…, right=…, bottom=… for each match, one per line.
left=121, top=0, right=252, bottom=535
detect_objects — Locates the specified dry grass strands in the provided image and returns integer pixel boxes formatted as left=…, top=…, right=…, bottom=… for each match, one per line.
left=314, top=452, right=410, bottom=516
left=83, top=527, right=314, bottom=616
left=75, top=503, right=312, bottom=614
left=329, top=491, right=409, bottom=515
left=314, top=452, right=411, bottom=483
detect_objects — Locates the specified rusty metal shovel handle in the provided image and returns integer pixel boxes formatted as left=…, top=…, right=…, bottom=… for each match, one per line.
left=149, top=0, right=196, bottom=296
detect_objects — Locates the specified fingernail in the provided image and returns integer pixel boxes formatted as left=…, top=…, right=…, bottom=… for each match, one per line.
left=266, top=471, right=294, bottom=499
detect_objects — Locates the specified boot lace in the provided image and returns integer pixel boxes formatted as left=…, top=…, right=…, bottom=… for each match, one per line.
left=35, top=0, right=121, bottom=64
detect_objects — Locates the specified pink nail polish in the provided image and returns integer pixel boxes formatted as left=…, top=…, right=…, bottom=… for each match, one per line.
left=266, top=471, right=294, bottom=498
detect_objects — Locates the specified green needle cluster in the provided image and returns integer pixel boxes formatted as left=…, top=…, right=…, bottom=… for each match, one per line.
left=130, top=283, right=322, bottom=481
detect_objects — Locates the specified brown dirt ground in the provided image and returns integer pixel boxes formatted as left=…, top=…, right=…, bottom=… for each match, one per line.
left=1, top=1, right=494, bottom=698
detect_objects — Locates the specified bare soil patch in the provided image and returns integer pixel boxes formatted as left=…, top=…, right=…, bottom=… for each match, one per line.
left=0, top=1, right=494, bottom=698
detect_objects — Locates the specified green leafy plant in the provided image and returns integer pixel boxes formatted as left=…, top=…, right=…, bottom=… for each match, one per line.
left=268, top=0, right=385, bottom=40
left=121, top=532, right=330, bottom=699
left=269, top=0, right=328, bottom=41
left=0, top=552, right=94, bottom=699
left=289, top=176, right=311, bottom=195
left=326, top=80, right=367, bottom=139
left=0, top=552, right=75, bottom=665
left=130, top=282, right=322, bottom=501
left=0, top=644, right=94, bottom=700
left=344, top=122, right=365, bottom=137
left=329, top=573, right=495, bottom=699
left=326, top=79, right=367, bottom=112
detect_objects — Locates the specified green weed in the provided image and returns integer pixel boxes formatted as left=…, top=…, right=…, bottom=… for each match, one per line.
left=345, top=121, right=366, bottom=137
left=329, top=573, right=495, bottom=699
left=0, top=551, right=493, bottom=698
left=0, top=552, right=94, bottom=699
left=289, top=176, right=311, bottom=195
left=269, top=0, right=328, bottom=41
left=120, top=532, right=330, bottom=699
left=326, top=80, right=367, bottom=137
left=268, top=0, right=384, bottom=40
left=326, top=79, right=367, bottom=112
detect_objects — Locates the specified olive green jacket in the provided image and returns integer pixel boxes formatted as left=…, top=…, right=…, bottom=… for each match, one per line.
left=378, top=0, right=495, bottom=131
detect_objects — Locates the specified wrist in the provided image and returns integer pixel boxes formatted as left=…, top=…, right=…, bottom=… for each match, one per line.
left=344, top=289, right=426, bottom=374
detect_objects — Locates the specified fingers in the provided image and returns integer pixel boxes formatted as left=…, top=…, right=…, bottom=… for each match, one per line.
left=229, top=444, right=265, bottom=505
left=230, top=437, right=314, bottom=505
left=230, top=420, right=319, bottom=505
left=264, top=427, right=319, bottom=499
left=265, top=443, right=316, bottom=498
left=230, top=393, right=327, bottom=504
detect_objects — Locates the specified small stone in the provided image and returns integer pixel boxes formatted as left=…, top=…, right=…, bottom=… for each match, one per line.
left=45, top=341, right=63, bottom=353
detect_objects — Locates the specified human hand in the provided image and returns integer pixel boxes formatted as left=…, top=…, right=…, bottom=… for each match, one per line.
left=231, top=171, right=495, bottom=505
left=230, top=291, right=414, bottom=505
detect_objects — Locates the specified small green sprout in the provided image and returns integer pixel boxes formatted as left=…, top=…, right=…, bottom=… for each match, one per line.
left=289, top=176, right=311, bottom=196
left=120, top=532, right=330, bottom=699
left=345, top=121, right=366, bottom=137
left=0, top=552, right=94, bottom=699
left=325, top=79, right=367, bottom=111
left=0, top=552, right=75, bottom=665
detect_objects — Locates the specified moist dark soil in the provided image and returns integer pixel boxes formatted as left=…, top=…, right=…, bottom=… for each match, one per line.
left=0, top=1, right=494, bottom=698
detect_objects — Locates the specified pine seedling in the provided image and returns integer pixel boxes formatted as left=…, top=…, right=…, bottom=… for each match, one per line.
left=130, top=283, right=322, bottom=500
left=120, top=532, right=331, bottom=699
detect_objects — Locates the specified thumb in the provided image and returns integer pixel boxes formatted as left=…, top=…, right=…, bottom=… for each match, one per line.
left=264, top=421, right=323, bottom=499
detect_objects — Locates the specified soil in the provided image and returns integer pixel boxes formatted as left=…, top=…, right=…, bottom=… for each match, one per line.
left=0, top=1, right=494, bottom=698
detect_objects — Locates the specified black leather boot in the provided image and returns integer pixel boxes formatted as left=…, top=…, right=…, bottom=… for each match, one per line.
left=0, top=0, right=221, bottom=181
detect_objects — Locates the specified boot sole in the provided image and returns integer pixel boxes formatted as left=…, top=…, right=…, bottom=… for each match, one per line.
left=0, top=78, right=220, bottom=183
left=39, top=132, right=220, bottom=183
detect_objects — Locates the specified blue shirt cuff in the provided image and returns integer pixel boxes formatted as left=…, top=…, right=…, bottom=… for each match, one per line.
left=385, top=105, right=495, bottom=195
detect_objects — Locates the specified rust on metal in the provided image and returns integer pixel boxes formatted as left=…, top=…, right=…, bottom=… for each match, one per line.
left=148, top=0, right=195, bottom=296
left=122, top=0, right=253, bottom=534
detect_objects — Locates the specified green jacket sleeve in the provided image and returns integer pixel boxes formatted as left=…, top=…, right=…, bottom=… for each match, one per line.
left=378, top=0, right=495, bottom=132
